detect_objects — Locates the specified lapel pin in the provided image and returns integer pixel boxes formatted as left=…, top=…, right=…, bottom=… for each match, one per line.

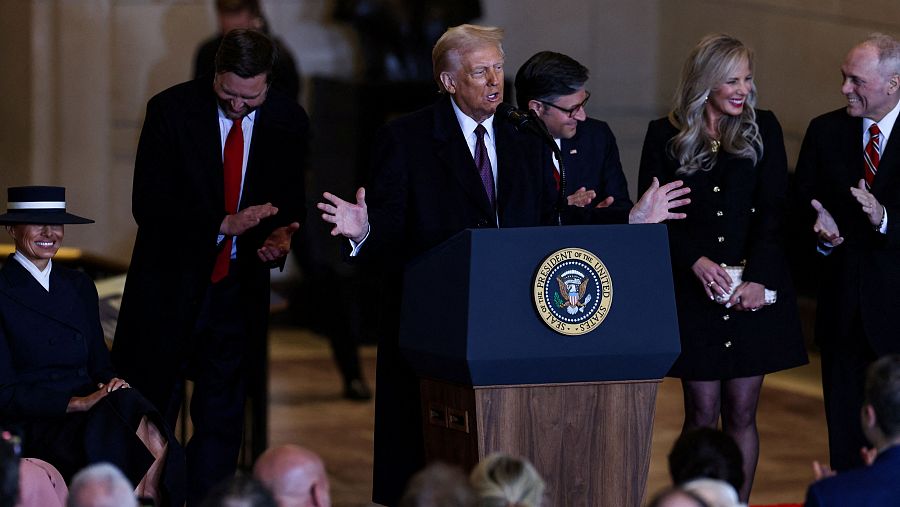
left=569, top=149, right=577, bottom=154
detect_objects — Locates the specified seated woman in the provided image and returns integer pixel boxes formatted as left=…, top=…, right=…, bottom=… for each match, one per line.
left=0, top=186, right=184, bottom=506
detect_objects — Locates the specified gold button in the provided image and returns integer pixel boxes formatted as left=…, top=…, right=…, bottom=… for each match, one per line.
left=718, top=236, right=725, bottom=243
left=723, top=315, right=730, bottom=321
left=725, top=340, right=732, bottom=348
left=713, top=186, right=721, bottom=192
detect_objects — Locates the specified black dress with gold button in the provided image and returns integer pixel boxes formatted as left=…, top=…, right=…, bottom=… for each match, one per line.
left=637, top=109, right=807, bottom=379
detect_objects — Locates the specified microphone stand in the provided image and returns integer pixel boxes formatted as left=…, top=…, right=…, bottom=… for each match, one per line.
left=525, top=111, right=566, bottom=226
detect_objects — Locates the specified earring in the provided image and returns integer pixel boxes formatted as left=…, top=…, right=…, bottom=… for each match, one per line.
left=704, top=95, right=709, bottom=103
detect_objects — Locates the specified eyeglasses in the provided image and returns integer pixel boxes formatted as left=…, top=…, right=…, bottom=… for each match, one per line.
left=539, top=91, right=591, bottom=118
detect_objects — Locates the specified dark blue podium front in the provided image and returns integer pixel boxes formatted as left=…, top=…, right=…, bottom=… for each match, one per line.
left=399, top=224, right=680, bottom=386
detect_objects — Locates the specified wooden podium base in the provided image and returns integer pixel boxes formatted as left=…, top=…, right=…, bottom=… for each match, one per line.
left=420, top=378, right=660, bottom=506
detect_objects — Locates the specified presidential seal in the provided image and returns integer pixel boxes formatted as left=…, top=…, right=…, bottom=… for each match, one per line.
left=532, top=248, right=613, bottom=336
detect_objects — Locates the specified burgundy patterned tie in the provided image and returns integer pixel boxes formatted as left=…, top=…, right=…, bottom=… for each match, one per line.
left=211, top=117, right=243, bottom=283
left=474, top=124, right=496, bottom=211
left=864, top=123, right=881, bottom=188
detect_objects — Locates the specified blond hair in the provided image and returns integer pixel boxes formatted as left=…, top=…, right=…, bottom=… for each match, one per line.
left=432, top=24, right=504, bottom=92
left=668, top=33, right=762, bottom=176
left=470, top=454, right=544, bottom=507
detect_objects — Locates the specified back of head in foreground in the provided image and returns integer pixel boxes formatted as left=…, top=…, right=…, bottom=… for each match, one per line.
left=470, top=454, right=545, bottom=507
left=399, top=462, right=476, bottom=507
left=202, top=474, right=276, bottom=507
left=66, top=463, right=137, bottom=507
left=252, top=444, right=330, bottom=507
left=668, top=427, right=744, bottom=493
left=681, top=478, right=744, bottom=507
left=864, top=354, right=900, bottom=447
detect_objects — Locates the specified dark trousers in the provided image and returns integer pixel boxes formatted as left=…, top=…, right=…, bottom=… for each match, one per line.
left=164, top=272, right=249, bottom=506
left=820, top=312, right=877, bottom=472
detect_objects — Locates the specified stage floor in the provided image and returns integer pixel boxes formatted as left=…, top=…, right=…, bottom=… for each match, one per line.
left=268, top=326, right=827, bottom=507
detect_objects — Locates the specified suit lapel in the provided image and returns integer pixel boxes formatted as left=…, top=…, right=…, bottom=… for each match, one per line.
left=494, top=117, right=520, bottom=225
left=0, top=258, right=81, bottom=331
left=839, top=114, right=864, bottom=188
left=193, top=83, right=226, bottom=212
left=873, top=113, right=900, bottom=195
left=432, top=97, right=494, bottom=218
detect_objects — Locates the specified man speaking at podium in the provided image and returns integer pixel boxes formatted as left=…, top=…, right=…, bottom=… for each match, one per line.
left=318, top=24, right=689, bottom=505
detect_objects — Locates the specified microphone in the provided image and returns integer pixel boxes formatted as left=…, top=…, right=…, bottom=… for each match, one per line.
left=495, top=103, right=567, bottom=225
left=496, top=102, right=536, bottom=131
left=495, top=103, right=558, bottom=153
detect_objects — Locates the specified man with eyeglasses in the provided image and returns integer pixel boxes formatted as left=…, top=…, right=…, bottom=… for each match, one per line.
left=516, top=51, right=637, bottom=222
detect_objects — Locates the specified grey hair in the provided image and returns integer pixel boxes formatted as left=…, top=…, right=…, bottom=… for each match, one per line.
left=668, top=34, right=763, bottom=176
left=67, top=463, right=137, bottom=507
left=862, top=33, right=900, bottom=76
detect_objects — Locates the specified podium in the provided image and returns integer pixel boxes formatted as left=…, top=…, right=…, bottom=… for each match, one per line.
left=399, top=225, right=680, bottom=506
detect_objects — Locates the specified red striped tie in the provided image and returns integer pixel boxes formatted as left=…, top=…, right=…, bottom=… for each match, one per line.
left=211, top=117, right=243, bottom=283
left=864, top=123, right=881, bottom=188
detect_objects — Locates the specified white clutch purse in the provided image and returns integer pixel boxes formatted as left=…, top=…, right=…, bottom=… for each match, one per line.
left=713, top=265, right=777, bottom=305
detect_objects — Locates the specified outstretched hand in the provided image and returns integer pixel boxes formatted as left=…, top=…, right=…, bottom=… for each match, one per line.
left=318, top=188, right=369, bottom=243
left=811, top=199, right=843, bottom=246
left=628, top=177, right=691, bottom=224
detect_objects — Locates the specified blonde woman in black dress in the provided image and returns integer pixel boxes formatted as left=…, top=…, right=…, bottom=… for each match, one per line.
left=638, top=34, right=807, bottom=502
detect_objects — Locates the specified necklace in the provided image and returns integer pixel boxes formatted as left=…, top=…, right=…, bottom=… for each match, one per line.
left=710, top=138, right=721, bottom=154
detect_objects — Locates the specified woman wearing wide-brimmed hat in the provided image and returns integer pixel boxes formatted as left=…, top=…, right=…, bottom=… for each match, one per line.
left=0, top=186, right=185, bottom=506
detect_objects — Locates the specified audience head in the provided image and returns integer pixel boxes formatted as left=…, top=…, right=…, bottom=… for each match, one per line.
left=215, top=0, right=264, bottom=33
left=681, top=479, right=743, bottom=507
left=863, top=354, right=900, bottom=447
left=0, top=432, right=19, bottom=507
left=514, top=51, right=590, bottom=139
left=252, top=444, right=330, bottom=507
left=842, top=33, right=900, bottom=121
left=669, top=33, right=761, bottom=176
left=646, top=487, right=710, bottom=507
left=668, top=428, right=744, bottom=493
left=66, top=463, right=137, bottom=507
left=214, top=29, right=275, bottom=120
left=469, top=453, right=545, bottom=507
left=202, top=474, right=277, bottom=507
left=398, top=462, right=476, bottom=507
left=432, top=24, right=505, bottom=123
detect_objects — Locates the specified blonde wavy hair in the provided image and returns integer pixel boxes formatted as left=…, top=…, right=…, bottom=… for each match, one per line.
left=668, top=34, right=763, bottom=176
left=470, top=453, right=544, bottom=507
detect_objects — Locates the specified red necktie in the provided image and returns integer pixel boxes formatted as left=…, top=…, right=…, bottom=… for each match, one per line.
left=474, top=124, right=496, bottom=211
left=211, top=117, right=243, bottom=282
left=864, top=123, right=881, bottom=188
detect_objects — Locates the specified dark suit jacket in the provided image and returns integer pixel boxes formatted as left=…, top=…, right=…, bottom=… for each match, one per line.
left=360, top=94, right=557, bottom=263
left=111, top=77, right=309, bottom=410
left=805, top=445, right=900, bottom=506
left=560, top=117, right=633, bottom=222
left=795, top=107, right=900, bottom=354
left=362, top=94, right=554, bottom=505
left=0, top=258, right=113, bottom=418
left=0, top=258, right=185, bottom=502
